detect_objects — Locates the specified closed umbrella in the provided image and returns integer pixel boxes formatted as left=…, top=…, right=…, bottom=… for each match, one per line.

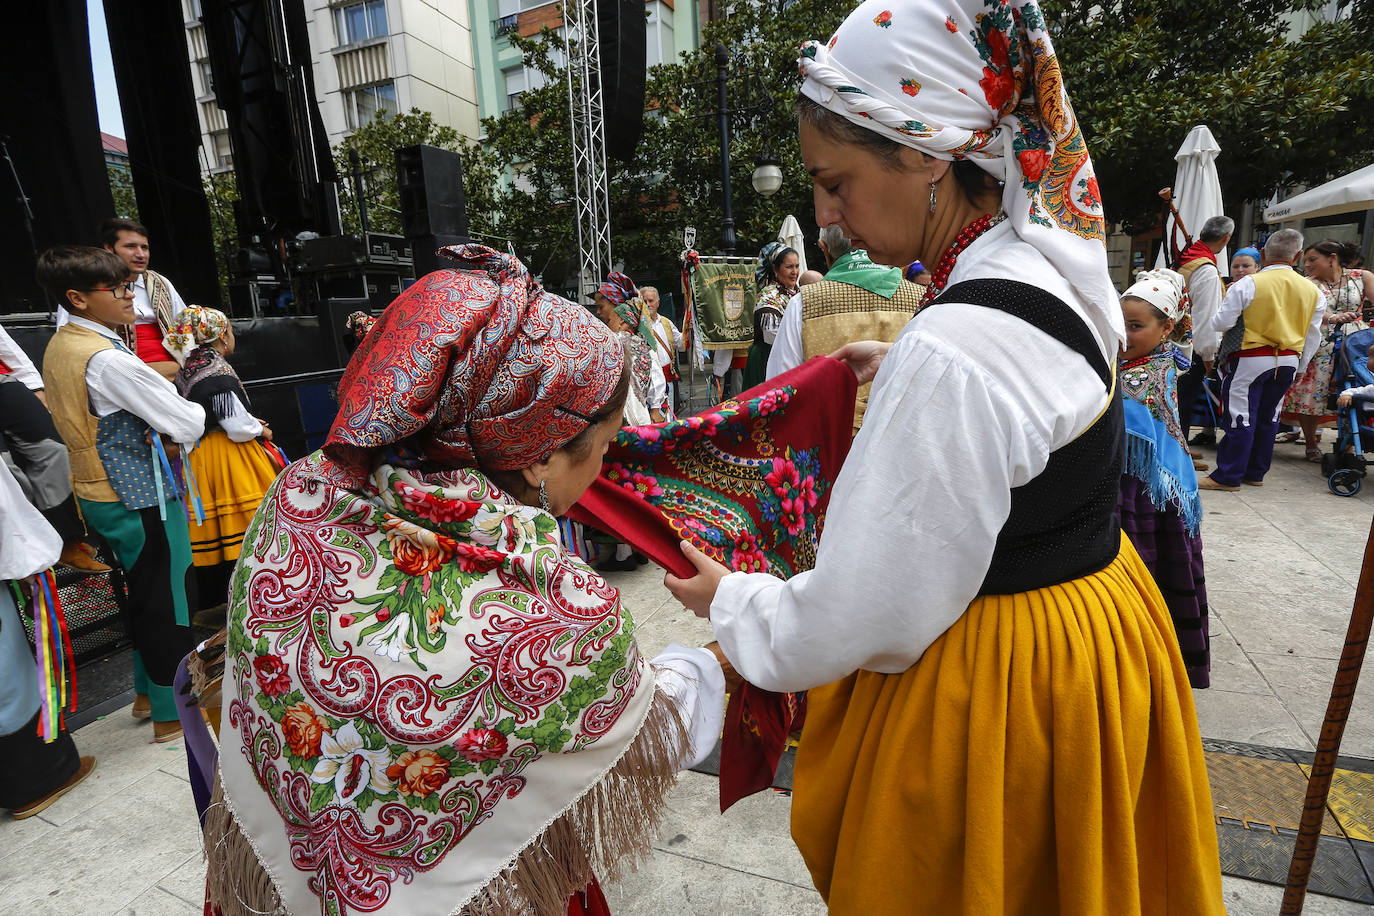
left=1156, top=125, right=1227, bottom=269
left=778, top=215, right=809, bottom=274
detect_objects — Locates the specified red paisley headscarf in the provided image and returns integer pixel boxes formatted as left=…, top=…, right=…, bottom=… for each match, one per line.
left=322, top=245, right=624, bottom=487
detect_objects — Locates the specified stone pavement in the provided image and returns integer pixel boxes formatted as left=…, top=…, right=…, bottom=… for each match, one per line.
left=2, top=436, right=1372, bottom=914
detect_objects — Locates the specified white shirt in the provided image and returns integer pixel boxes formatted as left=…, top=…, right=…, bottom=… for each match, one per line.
left=1187, top=261, right=1224, bottom=361
left=56, top=272, right=187, bottom=328
left=0, top=325, right=43, bottom=390
left=0, top=460, right=61, bottom=580
left=766, top=292, right=806, bottom=379
left=1212, top=265, right=1325, bottom=373
left=209, top=390, right=265, bottom=442
left=710, top=222, right=1109, bottom=692
left=647, top=314, right=685, bottom=367
left=649, top=644, right=727, bottom=768
left=66, top=315, right=206, bottom=449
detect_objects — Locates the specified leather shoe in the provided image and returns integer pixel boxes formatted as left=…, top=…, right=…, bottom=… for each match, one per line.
left=11, top=756, right=97, bottom=819
left=1193, top=459, right=1210, bottom=471
left=1198, top=477, right=1240, bottom=492
left=153, top=720, right=183, bottom=743
left=57, top=543, right=111, bottom=575
left=131, top=694, right=151, bottom=720
left=1242, top=479, right=1265, bottom=487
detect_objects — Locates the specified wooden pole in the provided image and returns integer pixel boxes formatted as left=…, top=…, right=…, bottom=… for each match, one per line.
left=1158, top=187, right=1194, bottom=268
left=1280, top=510, right=1374, bottom=913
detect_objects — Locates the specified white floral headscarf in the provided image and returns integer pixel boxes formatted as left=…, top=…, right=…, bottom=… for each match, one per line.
left=799, top=0, right=1124, bottom=353
left=1124, top=268, right=1187, bottom=324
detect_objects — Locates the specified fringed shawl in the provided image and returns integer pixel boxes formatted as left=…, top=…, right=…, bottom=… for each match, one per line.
left=1118, top=346, right=1200, bottom=535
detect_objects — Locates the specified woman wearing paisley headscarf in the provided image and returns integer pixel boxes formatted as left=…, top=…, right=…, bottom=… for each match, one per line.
left=203, top=246, right=724, bottom=916
left=1117, top=269, right=1210, bottom=689
left=166, top=305, right=281, bottom=617
left=594, top=272, right=668, bottom=423
left=744, top=242, right=801, bottom=389
left=665, top=0, right=1224, bottom=911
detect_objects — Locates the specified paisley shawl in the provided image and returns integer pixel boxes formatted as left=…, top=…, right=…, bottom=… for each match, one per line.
left=207, top=453, right=688, bottom=916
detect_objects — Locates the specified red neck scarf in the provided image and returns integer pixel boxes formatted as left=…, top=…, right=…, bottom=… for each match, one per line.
left=1177, top=240, right=1216, bottom=268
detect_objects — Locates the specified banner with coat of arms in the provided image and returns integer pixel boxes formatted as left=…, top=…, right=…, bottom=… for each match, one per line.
left=686, top=257, right=756, bottom=349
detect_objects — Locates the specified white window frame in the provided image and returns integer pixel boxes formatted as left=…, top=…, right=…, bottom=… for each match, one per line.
left=210, top=129, right=233, bottom=169
left=334, top=0, right=389, bottom=46
left=344, top=81, right=399, bottom=130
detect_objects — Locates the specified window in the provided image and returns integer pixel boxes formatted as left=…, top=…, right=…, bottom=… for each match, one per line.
left=335, top=0, right=388, bottom=45
left=187, top=0, right=202, bottom=19
left=197, top=58, right=214, bottom=96
left=210, top=130, right=232, bottom=169
left=645, top=2, right=674, bottom=68
left=503, top=66, right=546, bottom=111
left=345, top=81, right=398, bottom=129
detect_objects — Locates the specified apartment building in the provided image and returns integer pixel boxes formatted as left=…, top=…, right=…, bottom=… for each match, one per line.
left=182, top=0, right=483, bottom=172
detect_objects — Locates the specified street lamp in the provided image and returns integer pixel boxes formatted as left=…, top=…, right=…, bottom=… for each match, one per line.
left=752, top=152, right=783, bottom=197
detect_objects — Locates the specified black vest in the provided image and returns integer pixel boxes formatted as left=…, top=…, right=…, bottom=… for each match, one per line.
left=923, top=279, right=1123, bottom=595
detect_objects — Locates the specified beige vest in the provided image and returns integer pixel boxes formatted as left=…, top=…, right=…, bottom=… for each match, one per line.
left=800, top=279, right=925, bottom=431
left=42, top=324, right=121, bottom=502
left=1177, top=256, right=1213, bottom=285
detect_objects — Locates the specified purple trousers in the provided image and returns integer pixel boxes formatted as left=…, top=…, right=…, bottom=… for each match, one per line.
left=1213, top=356, right=1297, bottom=486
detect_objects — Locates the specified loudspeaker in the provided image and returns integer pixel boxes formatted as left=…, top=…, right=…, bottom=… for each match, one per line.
left=599, top=0, right=647, bottom=162
left=411, top=234, right=470, bottom=278
left=397, top=145, right=468, bottom=239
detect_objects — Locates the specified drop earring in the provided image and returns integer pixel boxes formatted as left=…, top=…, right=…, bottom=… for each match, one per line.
left=538, top=480, right=550, bottom=513
left=929, top=181, right=938, bottom=214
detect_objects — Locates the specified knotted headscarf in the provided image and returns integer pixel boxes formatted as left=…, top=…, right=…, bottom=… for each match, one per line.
left=163, top=304, right=230, bottom=365
left=322, top=245, right=624, bottom=488
left=1233, top=246, right=1261, bottom=267
left=1124, top=268, right=1187, bottom=323
left=756, top=241, right=785, bottom=288
left=598, top=271, right=637, bottom=307
left=798, top=0, right=1124, bottom=354
left=615, top=295, right=658, bottom=351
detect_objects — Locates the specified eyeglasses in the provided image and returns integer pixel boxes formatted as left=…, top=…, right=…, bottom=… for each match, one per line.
left=87, top=282, right=136, bottom=299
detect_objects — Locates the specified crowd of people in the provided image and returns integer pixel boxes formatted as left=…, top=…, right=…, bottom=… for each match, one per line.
left=2, top=0, right=1373, bottom=912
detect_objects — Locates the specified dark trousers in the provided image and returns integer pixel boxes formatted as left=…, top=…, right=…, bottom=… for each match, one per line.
left=1214, top=358, right=1297, bottom=486
left=0, top=710, right=80, bottom=810
left=1177, top=359, right=1208, bottom=442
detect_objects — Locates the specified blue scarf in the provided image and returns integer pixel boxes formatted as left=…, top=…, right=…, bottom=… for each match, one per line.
left=1118, top=346, right=1200, bottom=534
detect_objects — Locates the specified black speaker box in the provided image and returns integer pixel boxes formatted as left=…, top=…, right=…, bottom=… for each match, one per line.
left=411, top=234, right=471, bottom=278
left=599, top=0, right=647, bottom=162
left=396, top=145, right=468, bottom=239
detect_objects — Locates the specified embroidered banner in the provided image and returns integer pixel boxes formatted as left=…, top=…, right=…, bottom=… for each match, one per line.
left=688, top=258, right=757, bottom=349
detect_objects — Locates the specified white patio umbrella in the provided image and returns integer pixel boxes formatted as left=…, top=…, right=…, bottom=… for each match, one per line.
left=1156, top=125, right=1227, bottom=269
left=778, top=215, right=809, bottom=274
left=1264, top=163, right=1374, bottom=223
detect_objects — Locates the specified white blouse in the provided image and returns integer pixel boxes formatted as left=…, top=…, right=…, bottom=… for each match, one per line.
left=709, top=224, right=1112, bottom=693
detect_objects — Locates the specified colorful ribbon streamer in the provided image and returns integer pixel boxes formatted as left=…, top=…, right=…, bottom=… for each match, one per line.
left=27, top=570, right=76, bottom=742
left=150, top=431, right=186, bottom=522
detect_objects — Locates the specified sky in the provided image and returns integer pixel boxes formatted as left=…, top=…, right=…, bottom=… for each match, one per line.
left=88, top=0, right=125, bottom=139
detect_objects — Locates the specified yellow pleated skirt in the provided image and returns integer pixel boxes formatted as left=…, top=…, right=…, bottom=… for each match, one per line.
left=792, top=537, right=1224, bottom=915
left=187, top=429, right=282, bottom=567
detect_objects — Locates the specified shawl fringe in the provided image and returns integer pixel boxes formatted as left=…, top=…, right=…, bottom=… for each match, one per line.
left=1124, top=428, right=1201, bottom=536
left=203, top=680, right=691, bottom=916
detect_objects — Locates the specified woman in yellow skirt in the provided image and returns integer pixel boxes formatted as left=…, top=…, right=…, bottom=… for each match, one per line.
left=165, top=306, right=282, bottom=615
left=665, top=0, right=1225, bottom=912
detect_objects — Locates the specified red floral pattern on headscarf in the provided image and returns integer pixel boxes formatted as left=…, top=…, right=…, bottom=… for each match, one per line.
left=321, top=246, right=623, bottom=487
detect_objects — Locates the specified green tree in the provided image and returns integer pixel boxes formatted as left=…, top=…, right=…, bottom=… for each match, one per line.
left=204, top=172, right=239, bottom=309
left=1044, top=0, right=1374, bottom=231
left=108, top=162, right=140, bottom=222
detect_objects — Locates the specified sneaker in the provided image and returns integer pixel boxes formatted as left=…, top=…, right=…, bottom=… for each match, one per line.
left=11, top=756, right=97, bottom=820
left=56, top=543, right=111, bottom=576
left=131, top=694, right=151, bottom=720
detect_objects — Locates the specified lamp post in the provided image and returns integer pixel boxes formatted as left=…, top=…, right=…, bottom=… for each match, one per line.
left=715, top=43, right=736, bottom=255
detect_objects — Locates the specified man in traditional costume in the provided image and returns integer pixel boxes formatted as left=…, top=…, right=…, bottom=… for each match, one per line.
left=639, top=284, right=686, bottom=412
left=1175, top=215, right=1233, bottom=460
left=1201, top=228, right=1323, bottom=491
left=767, top=225, right=925, bottom=431
left=37, top=245, right=206, bottom=742
left=58, top=218, right=188, bottom=382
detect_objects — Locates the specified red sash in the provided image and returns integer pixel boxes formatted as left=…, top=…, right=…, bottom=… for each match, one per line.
left=133, top=321, right=177, bottom=364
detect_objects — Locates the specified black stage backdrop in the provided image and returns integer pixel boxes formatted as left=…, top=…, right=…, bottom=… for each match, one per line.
left=0, top=0, right=115, bottom=314
left=104, top=0, right=219, bottom=306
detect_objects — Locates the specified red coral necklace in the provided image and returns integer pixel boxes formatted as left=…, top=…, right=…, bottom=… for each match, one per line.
left=919, top=213, right=1006, bottom=307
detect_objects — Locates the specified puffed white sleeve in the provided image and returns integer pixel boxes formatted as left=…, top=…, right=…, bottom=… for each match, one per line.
left=0, top=460, right=61, bottom=580
left=650, top=644, right=726, bottom=768
left=709, top=307, right=1104, bottom=693
left=765, top=293, right=805, bottom=380
left=88, top=349, right=206, bottom=448
left=648, top=352, right=668, bottom=410
left=215, top=392, right=265, bottom=442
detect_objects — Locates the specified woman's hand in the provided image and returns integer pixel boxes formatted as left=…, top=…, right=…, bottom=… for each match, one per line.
left=828, top=341, right=892, bottom=386
left=664, top=540, right=731, bottom=619
left=1339, top=392, right=1354, bottom=408
left=259, top=420, right=273, bottom=442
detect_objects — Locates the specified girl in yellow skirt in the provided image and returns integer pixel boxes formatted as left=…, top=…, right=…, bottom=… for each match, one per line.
left=665, top=0, right=1225, bottom=912
left=166, top=306, right=282, bottom=615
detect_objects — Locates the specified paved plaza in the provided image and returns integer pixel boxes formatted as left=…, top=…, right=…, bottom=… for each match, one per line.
left=3, top=437, right=1373, bottom=914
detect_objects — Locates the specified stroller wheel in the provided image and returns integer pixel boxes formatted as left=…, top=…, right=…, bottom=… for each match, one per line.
left=1329, top=469, right=1362, bottom=497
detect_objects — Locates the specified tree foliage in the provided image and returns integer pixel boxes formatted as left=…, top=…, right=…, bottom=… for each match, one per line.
left=107, top=162, right=140, bottom=222
left=1045, top=0, right=1374, bottom=231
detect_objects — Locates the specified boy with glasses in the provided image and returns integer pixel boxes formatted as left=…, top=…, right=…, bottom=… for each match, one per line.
left=37, top=246, right=206, bottom=742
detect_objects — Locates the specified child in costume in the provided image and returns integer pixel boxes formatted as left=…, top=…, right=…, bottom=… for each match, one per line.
left=36, top=246, right=206, bottom=742
left=166, top=306, right=282, bottom=620
left=1117, top=268, right=1210, bottom=687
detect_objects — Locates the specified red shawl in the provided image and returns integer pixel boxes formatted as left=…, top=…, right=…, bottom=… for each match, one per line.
left=569, top=357, right=857, bottom=810
left=1176, top=239, right=1217, bottom=270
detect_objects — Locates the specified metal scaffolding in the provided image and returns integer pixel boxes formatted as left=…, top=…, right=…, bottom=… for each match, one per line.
left=564, top=0, right=612, bottom=302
